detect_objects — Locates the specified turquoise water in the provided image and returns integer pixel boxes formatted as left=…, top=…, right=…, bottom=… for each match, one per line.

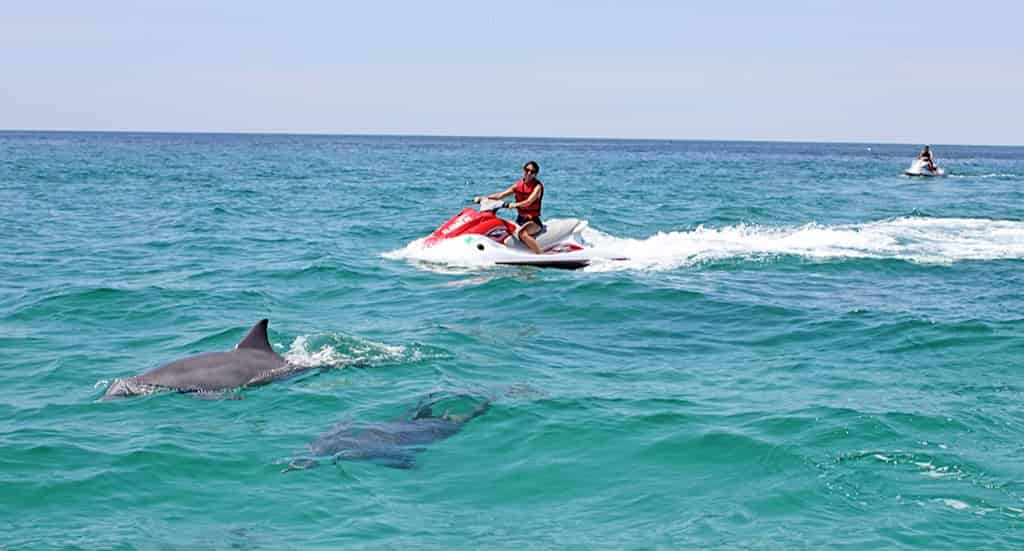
left=2, top=131, right=1024, bottom=549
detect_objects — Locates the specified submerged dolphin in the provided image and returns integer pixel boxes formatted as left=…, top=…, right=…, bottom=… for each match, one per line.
left=286, top=394, right=490, bottom=471
left=102, top=319, right=298, bottom=400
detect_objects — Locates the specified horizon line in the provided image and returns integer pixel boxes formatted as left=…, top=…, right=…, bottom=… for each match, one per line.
left=1, top=128, right=1020, bottom=149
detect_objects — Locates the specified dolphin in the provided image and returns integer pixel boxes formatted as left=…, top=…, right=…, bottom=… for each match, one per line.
left=285, top=394, right=490, bottom=471
left=102, top=319, right=299, bottom=400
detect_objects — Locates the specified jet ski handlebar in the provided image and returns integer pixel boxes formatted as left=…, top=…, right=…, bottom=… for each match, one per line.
left=473, top=198, right=509, bottom=212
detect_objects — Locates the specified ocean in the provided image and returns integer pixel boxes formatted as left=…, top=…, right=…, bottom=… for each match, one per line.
left=2, top=131, right=1023, bottom=549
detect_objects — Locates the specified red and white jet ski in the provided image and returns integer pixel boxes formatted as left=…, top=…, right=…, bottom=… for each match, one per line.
left=424, top=199, right=602, bottom=269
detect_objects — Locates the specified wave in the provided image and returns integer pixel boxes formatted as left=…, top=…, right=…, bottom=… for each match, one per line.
left=948, top=173, right=1018, bottom=179
left=385, top=216, right=1024, bottom=273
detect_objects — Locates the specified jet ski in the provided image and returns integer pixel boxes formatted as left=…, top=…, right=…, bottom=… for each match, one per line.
left=904, top=158, right=946, bottom=177
left=423, top=199, right=615, bottom=269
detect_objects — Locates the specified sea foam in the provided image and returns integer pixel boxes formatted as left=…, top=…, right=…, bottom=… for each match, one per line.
left=385, top=216, right=1024, bottom=273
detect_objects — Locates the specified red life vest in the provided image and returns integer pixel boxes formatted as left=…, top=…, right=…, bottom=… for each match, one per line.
left=513, top=178, right=543, bottom=218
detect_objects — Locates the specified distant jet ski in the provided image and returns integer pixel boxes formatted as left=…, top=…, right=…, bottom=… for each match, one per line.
left=904, top=158, right=946, bottom=177
left=423, top=199, right=623, bottom=270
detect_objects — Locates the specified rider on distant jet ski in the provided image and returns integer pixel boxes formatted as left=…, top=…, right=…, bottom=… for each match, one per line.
left=474, top=161, right=544, bottom=254
left=918, top=145, right=937, bottom=172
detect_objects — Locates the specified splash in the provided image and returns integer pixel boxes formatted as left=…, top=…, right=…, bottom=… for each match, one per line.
left=383, top=236, right=495, bottom=272
left=385, top=216, right=1024, bottom=273
left=949, top=173, right=1018, bottom=179
left=938, top=498, right=970, bottom=511
left=282, top=334, right=441, bottom=368
left=584, top=216, right=1024, bottom=272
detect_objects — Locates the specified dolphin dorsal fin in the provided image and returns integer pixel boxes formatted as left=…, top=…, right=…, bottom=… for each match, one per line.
left=235, top=319, right=274, bottom=353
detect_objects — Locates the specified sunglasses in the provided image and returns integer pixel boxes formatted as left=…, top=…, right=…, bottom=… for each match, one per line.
left=523, top=168, right=537, bottom=174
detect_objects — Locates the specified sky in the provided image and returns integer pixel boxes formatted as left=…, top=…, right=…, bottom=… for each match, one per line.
left=2, top=1, right=1021, bottom=145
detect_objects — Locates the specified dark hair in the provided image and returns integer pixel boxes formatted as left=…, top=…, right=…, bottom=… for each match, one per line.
left=523, top=161, right=540, bottom=174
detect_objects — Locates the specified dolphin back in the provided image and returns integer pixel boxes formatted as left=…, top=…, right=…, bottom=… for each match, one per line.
left=294, top=394, right=491, bottom=469
left=102, top=319, right=290, bottom=399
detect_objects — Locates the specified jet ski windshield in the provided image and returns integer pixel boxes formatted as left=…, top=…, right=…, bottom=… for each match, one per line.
left=477, top=198, right=505, bottom=212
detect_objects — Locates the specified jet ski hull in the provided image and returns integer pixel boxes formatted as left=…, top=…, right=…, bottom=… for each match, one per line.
left=423, top=205, right=616, bottom=269
left=459, top=233, right=600, bottom=269
left=496, top=259, right=590, bottom=270
left=904, top=158, right=945, bottom=177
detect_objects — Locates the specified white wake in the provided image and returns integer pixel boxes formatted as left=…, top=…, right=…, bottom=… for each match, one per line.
left=385, top=217, right=1024, bottom=273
